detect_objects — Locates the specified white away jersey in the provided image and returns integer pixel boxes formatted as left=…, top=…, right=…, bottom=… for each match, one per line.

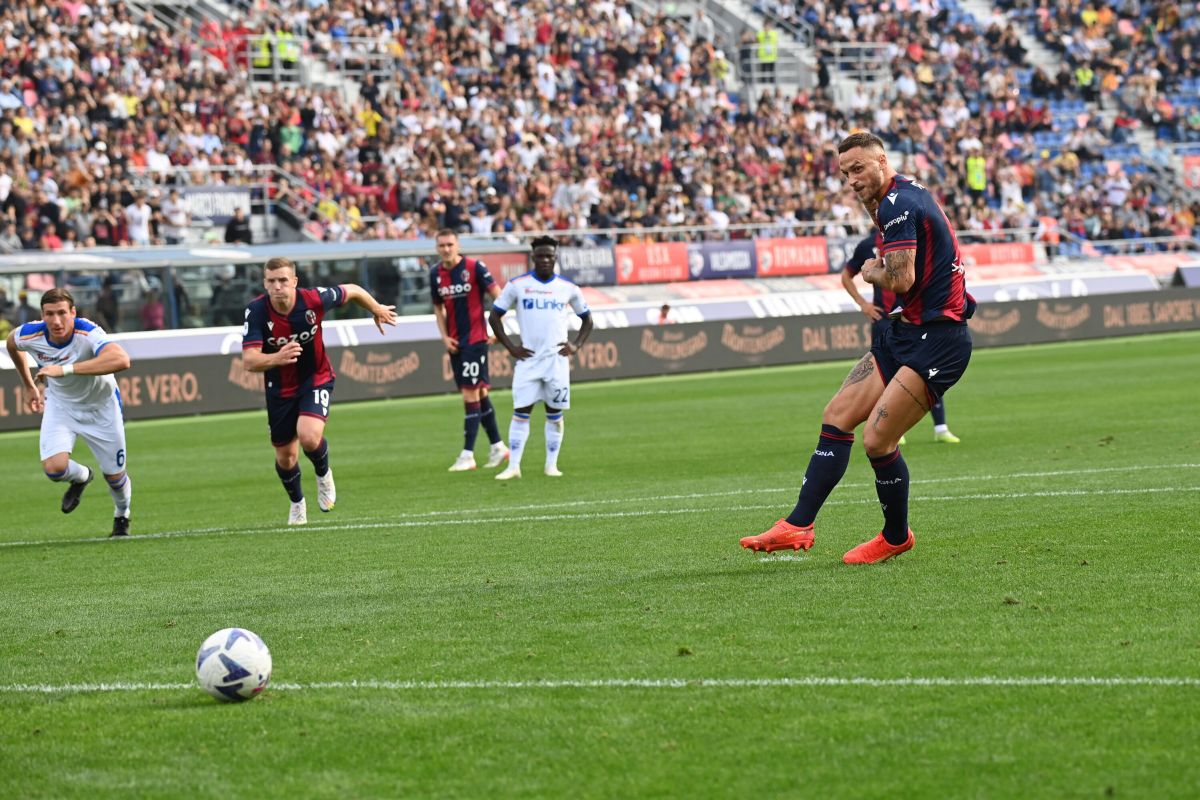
left=14, top=318, right=120, bottom=408
left=494, top=272, right=590, bottom=360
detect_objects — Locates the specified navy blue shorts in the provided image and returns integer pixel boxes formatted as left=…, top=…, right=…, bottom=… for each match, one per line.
left=450, top=342, right=491, bottom=389
left=869, top=316, right=890, bottom=351
left=267, top=381, right=334, bottom=446
left=872, top=320, right=972, bottom=403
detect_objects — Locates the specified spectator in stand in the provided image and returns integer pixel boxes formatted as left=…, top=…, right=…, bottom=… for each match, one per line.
left=124, top=192, right=152, bottom=247
left=0, top=221, right=21, bottom=251
left=94, top=280, right=120, bottom=332
left=224, top=207, right=253, bottom=245
left=91, top=202, right=120, bottom=247
left=15, top=291, right=37, bottom=325
left=160, top=189, right=191, bottom=245
left=139, top=289, right=165, bottom=330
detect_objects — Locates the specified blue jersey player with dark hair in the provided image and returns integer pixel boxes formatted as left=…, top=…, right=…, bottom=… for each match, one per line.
left=431, top=229, right=509, bottom=473
left=842, top=231, right=961, bottom=445
left=742, top=131, right=975, bottom=564
left=242, top=256, right=397, bottom=525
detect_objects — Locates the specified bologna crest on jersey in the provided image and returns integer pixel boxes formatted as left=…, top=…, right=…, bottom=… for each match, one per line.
left=305, top=309, right=317, bottom=326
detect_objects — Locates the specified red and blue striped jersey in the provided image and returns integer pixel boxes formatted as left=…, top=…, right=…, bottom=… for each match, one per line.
left=844, top=231, right=898, bottom=314
left=242, top=286, right=346, bottom=398
left=430, top=257, right=496, bottom=346
left=874, top=175, right=973, bottom=324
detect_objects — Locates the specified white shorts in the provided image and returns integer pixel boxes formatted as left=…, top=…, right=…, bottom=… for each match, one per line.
left=40, top=392, right=128, bottom=475
left=511, top=355, right=571, bottom=410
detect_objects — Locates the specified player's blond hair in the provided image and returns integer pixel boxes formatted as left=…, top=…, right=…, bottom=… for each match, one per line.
left=264, top=257, right=297, bottom=273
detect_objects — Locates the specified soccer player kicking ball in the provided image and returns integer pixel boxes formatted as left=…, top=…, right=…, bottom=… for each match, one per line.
left=487, top=236, right=593, bottom=480
left=841, top=231, right=962, bottom=445
left=6, top=288, right=134, bottom=537
left=242, top=257, right=397, bottom=525
left=740, top=131, right=975, bottom=564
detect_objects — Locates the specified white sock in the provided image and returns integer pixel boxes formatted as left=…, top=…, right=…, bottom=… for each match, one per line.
left=508, top=414, right=531, bottom=468
left=61, top=460, right=90, bottom=483
left=459, top=448, right=474, bottom=460
left=934, top=424, right=948, bottom=434
left=108, top=474, right=131, bottom=517
left=545, top=413, right=564, bottom=469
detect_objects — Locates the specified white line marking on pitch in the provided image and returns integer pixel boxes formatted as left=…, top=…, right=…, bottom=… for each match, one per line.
left=1, top=483, right=1196, bottom=549
left=1, top=676, right=1198, bottom=694
left=328, top=463, right=1200, bottom=522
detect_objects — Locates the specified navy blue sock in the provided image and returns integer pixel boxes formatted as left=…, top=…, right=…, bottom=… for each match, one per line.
left=479, top=396, right=502, bottom=445
left=463, top=401, right=482, bottom=450
left=303, top=438, right=330, bottom=477
left=275, top=463, right=304, bottom=502
left=869, top=449, right=910, bottom=545
left=930, top=398, right=946, bottom=427
left=785, top=425, right=855, bottom=527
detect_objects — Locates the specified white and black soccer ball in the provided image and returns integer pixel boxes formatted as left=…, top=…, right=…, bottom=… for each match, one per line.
left=195, top=628, right=272, bottom=702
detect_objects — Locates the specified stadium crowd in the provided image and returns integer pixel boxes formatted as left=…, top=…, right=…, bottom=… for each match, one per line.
left=0, top=0, right=1197, bottom=328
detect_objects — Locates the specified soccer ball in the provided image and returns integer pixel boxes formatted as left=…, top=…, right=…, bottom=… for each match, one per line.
left=195, top=628, right=272, bottom=702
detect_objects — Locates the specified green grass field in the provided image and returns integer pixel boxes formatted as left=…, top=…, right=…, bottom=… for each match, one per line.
left=1, top=331, right=1198, bottom=799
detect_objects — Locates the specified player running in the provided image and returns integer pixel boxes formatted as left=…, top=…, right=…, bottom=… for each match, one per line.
left=6, top=288, right=134, bottom=537
left=242, top=257, right=397, bottom=525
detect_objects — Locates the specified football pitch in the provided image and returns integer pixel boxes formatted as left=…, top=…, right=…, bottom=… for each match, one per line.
left=1, top=331, right=1197, bottom=798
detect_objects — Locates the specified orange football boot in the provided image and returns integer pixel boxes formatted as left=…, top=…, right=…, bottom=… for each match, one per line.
left=740, top=519, right=815, bottom=552
left=843, top=529, right=914, bottom=564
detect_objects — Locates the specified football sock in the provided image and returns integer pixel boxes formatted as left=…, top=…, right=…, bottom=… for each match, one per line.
left=870, top=449, right=910, bottom=545
left=507, top=412, right=531, bottom=468
left=275, top=462, right=304, bottom=502
left=106, top=473, right=131, bottom=517
left=545, top=412, right=564, bottom=469
left=931, top=399, right=947, bottom=427
left=463, top=401, right=482, bottom=450
left=46, top=459, right=90, bottom=483
left=785, top=425, right=855, bottom=528
left=303, top=438, right=330, bottom=477
left=479, top=396, right=502, bottom=445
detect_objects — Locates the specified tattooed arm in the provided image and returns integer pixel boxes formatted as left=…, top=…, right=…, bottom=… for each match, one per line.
left=861, top=248, right=916, bottom=294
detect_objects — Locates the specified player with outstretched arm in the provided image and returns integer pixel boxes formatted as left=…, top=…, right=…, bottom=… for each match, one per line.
left=241, top=256, right=397, bottom=525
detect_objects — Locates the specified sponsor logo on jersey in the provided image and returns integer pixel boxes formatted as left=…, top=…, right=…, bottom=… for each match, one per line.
left=267, top=323, right=320, bottom=347
left=523, top=297, right=565, bottom=310
left=438, top=282, right=473, bottom=297
left=883, top=210, right=909, bottom=230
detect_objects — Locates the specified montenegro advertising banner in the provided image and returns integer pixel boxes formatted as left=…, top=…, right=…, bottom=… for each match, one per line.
left=755, top=236, right=828, bottom=276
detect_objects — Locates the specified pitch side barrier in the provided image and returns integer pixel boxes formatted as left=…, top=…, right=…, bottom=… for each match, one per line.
left=1, top=287, right=1198, bottom=432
